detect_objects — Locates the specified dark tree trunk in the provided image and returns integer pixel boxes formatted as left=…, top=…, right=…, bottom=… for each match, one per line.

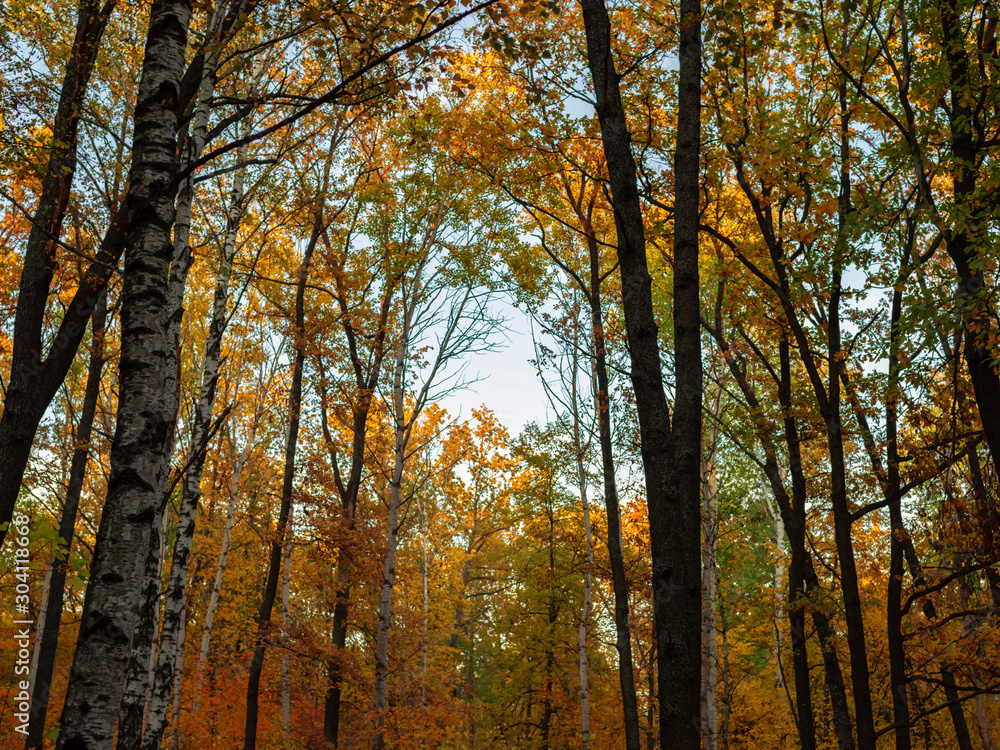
left=584, top=229, right=641, bottom=749
left=782, top=349, right=856, bottom=750
left=938, top=0, right=1000, bottom=476
left=826, top=105, right=877, bottom=750
left=579, top=1, right=702, bottom=746
left=886, top=270, right=911, bottom=750
left=24, top=292, right=107, bottom=750
left=664, top=2, right=705, bottom=742
left=322, top=261, right=395, bottom=746
left=243, top=215, right=319, bottom=750
left=0, top=0, right=116, bottom=548
left=708, top=310, right=852, bottom=750
left=774, top=342, right=817, bottom=750
left=777, top=339, right=855, bottom=750
left=942, top=670, right=975, bottom=750
left=54, top=0, right=193, bottom=745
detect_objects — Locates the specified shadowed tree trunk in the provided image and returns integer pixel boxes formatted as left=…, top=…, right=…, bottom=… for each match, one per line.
left=243, top=213, right=320, bottom=750
left=0, top=0, right=116, bottom=548
left=24, top=291, right=108, bottom=750
left=579, top=0, right=703, bottom=745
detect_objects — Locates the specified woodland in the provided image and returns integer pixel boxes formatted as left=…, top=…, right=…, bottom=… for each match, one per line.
left=1, top=0, right=999, bottom=747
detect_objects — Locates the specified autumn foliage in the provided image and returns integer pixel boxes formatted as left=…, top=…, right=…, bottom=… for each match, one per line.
left=1, top=0, right=1000, bottom=748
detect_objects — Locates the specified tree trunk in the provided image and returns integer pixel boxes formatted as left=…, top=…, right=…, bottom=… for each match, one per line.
left=827, top=64, right=877, bottom=750
left=281, top=509, right=293, bottom=744
left=0, top=0, right=117, bottom=547
left=701, top=385, right=721, bottom=750
left=938, top=0, right=1000, bottom=476
left=116, top=506, right=168, bottom=750
left=168, top=604, right=186, bottom=750
left=372, top=289, right=420, bottom=750
left=886, top=272, right=911, bottom=750
left=243, top=216, right=318, bottom=750
left=53, top=1, right=193, bottom=745
left=541, top=497, right=558, bottom=750
left=719, top=588, right=732, bottom=750
left=646, top=629, right=656, bottom=750
left=420, top=489, right=430, bottom=710
left=193, top=384, right=270, bottom=714
left=583, top=228, right=641, bottom=750
left=570, top=330, right=593, bottom=750
left=579, top=1, right=702, bottom=746
left=322, top=261, right=396, bottom=747
left=943, top=669, right=975, bottom=750
left=141, top=44, right=247, bottom=746
left=24, top=292, right=107, bottom=750
left=0, top=0, right=253, bottom=545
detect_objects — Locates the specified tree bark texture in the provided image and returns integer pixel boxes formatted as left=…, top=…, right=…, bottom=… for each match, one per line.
left=54, top=1, right=193, bottom=746
left=115, top=507, right=168, bottom=750
left=141, top=60, right=248, bottom=748
left=701, top=385, right=721, bottom=750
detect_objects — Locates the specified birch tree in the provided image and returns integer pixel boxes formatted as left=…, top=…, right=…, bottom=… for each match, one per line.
left=54, top=0, right=195, bottom=745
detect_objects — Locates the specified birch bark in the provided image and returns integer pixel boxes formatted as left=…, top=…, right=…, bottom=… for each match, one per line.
left=54, top=0, right=193, bottom=745
left=141, top=47, right=253, bottom=747
left=569, top=325, right=593, bottom=750
left=116, top=15, right=228, bottom=744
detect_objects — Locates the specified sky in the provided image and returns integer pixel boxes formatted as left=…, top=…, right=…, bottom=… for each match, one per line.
left=436, top=299, right=553, bottom=435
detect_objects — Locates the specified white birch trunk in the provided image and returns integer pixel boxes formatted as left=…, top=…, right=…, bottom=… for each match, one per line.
left=142, top=45, right=260, bottom=743
left=168, top=603, right=186, bottom=750
left=571, top=326, right=592, bottom=750
left=773, top=506, right=786, bottom=691
left=142, top=507, right=170, bottom=736
left=141, top=124, right=248, bottom=750
left=192, top=356, right=274, bottom=713
left=29, top=563, right=52, bottom=694
left=53, top=0, right=194, bottom=743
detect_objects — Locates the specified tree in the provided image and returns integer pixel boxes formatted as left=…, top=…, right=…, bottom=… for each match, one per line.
left=579, top=0, right=703, bottom=746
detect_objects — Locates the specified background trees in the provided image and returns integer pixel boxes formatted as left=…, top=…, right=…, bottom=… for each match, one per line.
left=2, top=0, right=1000, bottom=748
